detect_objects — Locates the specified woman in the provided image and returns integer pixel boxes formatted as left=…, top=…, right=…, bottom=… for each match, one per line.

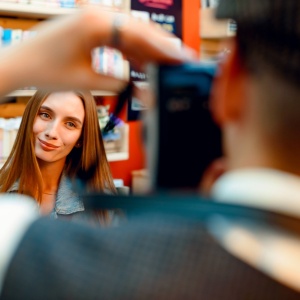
left=0, top=90, right=116, bottom=222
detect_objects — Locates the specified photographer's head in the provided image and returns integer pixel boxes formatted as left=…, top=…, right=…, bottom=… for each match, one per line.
left=211, top=0, right=300, bottom=175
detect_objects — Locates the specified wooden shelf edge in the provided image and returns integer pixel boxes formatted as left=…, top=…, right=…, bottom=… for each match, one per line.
left=107, top=152, right=129, bottom=162
left=0, top=3, right=76, bottom=19
left=201, top=33, right=235, bottom=39
left=200, top=7, right=236, bottom=39
left=0, top=2, right=131, bottom=19
left=6, top=90, right=117, bottom=97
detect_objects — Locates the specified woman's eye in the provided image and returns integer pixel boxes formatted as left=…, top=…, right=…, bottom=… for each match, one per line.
left=40, top=112, right=50, bottom=119
left=66, top=122, right=76, bottom=128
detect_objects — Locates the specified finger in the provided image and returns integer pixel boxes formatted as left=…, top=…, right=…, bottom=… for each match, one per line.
left=31, top=70, right=127, bottom=94
left=117, top=20, right=197, bottom=64
left=80, top=71, right=128, bottom=92
left=84, top=8, right=198, bottom=64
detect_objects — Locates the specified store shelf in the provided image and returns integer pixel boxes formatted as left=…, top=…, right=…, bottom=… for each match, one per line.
left=200, top=8, right=236, bottom=39
left=0, top=2, right=76, bottom=19
left=6, top=89, right=117, bottom=98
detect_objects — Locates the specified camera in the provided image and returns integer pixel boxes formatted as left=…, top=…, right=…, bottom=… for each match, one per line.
left=145, top=61, right=222, bottom=192
left=82, top=62, right=223, bottom=211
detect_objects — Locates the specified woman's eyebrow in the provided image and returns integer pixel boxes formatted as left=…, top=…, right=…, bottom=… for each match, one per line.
left=40, top=105, right=53, bottom=112
left=66, top=116, right=83, bottom=125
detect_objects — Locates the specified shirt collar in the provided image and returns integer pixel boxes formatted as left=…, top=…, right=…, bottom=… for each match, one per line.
left=211, top=168, right=300, bottom=219
left=55, top=174, right=84, bottom=214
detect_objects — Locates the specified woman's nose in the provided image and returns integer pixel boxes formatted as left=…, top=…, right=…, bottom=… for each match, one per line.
left=45, top=122, right=59, bottom=140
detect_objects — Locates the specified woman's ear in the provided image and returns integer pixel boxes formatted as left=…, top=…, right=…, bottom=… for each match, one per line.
left=75, top=140, right=82, bottom=148
left=210, top=39, right=248, bottom=126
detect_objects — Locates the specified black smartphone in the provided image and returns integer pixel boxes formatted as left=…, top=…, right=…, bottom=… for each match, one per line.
left=145, top=61, right=222, bottom=192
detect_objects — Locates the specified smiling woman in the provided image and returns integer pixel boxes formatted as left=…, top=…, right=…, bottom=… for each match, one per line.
left=0, top=90, right=116, bottom=223
left=33, top=92, right=85, bottom=167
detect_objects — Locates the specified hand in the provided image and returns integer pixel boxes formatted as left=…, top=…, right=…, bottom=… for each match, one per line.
left=0, top=7, right=197, bottom=97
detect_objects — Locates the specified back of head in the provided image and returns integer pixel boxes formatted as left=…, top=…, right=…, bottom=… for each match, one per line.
left=215, top=0, right=300, bottom=171
left=216, top=0, right=300, bottom=84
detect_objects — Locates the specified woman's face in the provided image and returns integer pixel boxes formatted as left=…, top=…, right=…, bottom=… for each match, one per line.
left=33, top=92, right=85, bottom=164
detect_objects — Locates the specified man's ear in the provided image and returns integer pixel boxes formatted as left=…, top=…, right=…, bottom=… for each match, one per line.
left=210, top=39, right=248, bottom=126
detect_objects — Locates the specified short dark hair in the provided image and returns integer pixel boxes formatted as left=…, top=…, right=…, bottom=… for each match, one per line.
left=216, top=0, right=300, bottom=84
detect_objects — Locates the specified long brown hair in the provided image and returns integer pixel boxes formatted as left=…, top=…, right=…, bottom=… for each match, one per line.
left=0, top=90, right=116, bottom=202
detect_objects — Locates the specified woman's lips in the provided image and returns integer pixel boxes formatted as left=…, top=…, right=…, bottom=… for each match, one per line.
left=38, top=139, right=60, bottom=150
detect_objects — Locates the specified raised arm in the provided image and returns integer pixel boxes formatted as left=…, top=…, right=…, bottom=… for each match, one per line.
left=0, top=7, right=196, bottom=98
